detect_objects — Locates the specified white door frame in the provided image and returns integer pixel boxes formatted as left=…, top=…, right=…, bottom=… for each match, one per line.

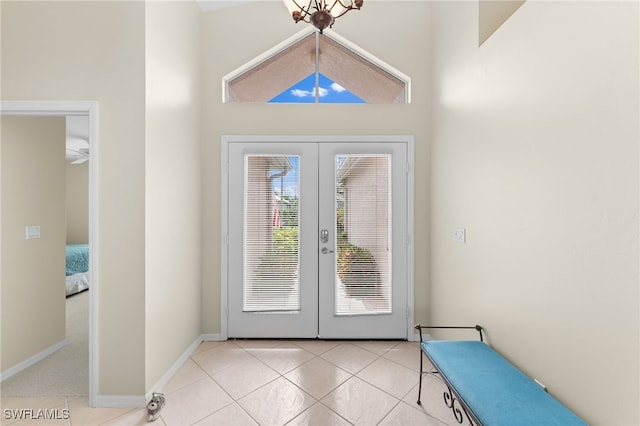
left=221, top=135, right=415, bottom=340
left=1, top=100, right=99, bottom=406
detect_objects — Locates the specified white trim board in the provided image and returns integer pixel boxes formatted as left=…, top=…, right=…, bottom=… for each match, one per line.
left=1, top=100, right=100, bottom=407
left=93, top=395, right=147, bottom=409
left=144, top=334, right=226, bottom=404
left=142, top=336, right=204, bottom=408
left=0, top=340, right=68, bottom=382
left=103, top=333, right=226, bottom=409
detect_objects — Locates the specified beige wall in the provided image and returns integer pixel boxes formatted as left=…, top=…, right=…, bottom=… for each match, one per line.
left=66, top=162, right=89, bottom=244
left=200, top=0, right=432, bottom=333
left=429, top=1, right=639, bottom=424
left=1, top=1, right=147, bottom=396
left=144, top=0, right=202, bottom=390
left=1, top=116, right=66, bottom=372
left=3, top=2, right=637, bottom=420
left=1, top=0, right=204, bottom=400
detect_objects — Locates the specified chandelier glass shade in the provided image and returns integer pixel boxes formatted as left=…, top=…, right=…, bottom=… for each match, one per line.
left=283, top=0, right=363, bottom=33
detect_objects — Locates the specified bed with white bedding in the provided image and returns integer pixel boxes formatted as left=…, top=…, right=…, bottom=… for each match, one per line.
left=66, top=244, right=89, bottom=296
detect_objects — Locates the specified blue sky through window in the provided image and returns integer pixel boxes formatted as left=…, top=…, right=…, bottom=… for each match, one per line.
left=269, top=73, right=365, bottom=104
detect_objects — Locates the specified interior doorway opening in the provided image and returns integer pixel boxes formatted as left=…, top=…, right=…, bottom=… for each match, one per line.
left=0, top=100, right=99, bottom=407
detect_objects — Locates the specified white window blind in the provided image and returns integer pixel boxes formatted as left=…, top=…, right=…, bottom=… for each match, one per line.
left=243, top=155, right=300, bottom=312
left=335, top=155, right=392, bottom=315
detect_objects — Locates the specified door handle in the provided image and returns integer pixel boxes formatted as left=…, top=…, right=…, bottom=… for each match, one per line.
left=321, top=247, right=334, bottom=254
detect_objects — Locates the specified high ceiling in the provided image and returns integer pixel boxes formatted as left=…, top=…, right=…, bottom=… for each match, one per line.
left=196, top=0, right=255, bottom=12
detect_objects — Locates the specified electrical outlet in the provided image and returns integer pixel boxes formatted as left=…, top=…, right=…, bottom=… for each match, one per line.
left=453, top=227, right=466, bottom=243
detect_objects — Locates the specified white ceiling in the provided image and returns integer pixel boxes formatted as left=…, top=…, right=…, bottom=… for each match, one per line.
left=196, top=0, right=256, bottom=12
left=196, top=0, right=385, bottom=12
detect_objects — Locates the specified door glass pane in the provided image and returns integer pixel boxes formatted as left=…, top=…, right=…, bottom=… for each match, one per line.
left=335, top=155, right=391, bottom=315
left=244, top=155, right=300, bottom=312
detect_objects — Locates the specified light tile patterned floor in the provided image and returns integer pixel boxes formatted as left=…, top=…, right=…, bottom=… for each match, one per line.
left=1, top=340, right=458, bottom=426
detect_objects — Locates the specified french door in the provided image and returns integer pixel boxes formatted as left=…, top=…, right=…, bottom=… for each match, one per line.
left=227, top=140, right=408, bottom=339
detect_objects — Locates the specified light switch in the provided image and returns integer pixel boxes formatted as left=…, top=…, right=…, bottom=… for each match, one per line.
left=26, top=225, right=41, bottom=240
left=453, top=227, right=466, bottom=243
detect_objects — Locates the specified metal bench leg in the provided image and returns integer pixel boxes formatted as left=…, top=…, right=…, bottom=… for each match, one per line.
left=417, top=348, right=424, bottom=405
left=444, top=385, right=475, bottom=425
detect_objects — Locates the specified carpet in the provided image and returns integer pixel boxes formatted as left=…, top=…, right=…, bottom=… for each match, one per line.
left=1, top=290, right=89, bottom=397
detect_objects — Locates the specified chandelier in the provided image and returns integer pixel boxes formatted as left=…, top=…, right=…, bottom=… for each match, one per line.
left=283, top=0, right=364, bottom=34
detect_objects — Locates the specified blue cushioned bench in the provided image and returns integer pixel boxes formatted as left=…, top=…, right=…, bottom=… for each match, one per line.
left=415, top=325, right=587, bottom=426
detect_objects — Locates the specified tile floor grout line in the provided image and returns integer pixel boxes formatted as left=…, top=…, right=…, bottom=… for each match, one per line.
left=161, top=358, right=213, bottom=397
left=375, top=396, right=404, bottom=426
left=232, top=343, right=317, bottom=410
left=231, top=401, right=262, bottom=426
left=182, top=398, right=238, bottom=426
left=190, top=345, right=281, bottom=413
left=235, top=341, right=356, bottom=426
left=1, top=340, right=450, bottom=426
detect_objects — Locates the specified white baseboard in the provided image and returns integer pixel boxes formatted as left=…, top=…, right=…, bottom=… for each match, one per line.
left=201, top=333, right=225, bottom=342
left=94, top=395, right=147, bottom=408
left=416, top=332, right=434, bottom=341
left=0, top=339, right=67, bottom=383
left=144, top=335, right=205, bottom=403
left=95, top=333, right=228, bottom=408
left=141, top=333, right=227, bottom=405
left=95, top=335, right=202, bottom=409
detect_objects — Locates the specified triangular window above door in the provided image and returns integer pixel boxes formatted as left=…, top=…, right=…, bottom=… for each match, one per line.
left=223, top=28, right=410, bottom=104
left=269, top=72, right=365, bottom=104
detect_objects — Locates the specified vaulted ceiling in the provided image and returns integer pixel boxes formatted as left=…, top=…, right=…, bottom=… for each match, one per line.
left=196, top=0, right=255, bottom=12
